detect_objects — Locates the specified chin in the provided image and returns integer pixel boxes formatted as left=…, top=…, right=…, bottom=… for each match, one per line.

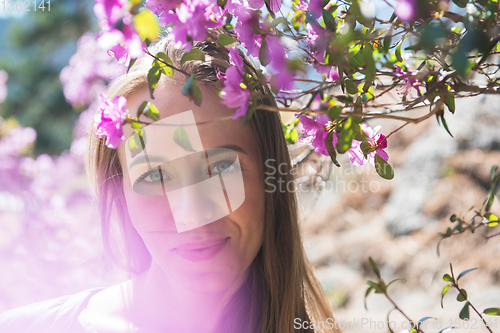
left=173, top=267, right=242, bottom=294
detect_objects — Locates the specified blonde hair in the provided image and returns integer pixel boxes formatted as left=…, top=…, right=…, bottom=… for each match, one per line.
left=85, top=30, right=341, bottom=333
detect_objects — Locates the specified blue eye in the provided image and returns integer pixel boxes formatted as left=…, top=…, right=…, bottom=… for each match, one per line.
left=138, top=169, right=172, bottom=183
left=210, top=160, right=239, bottom=176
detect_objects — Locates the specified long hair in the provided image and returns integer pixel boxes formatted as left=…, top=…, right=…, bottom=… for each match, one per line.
left=85, top=30, right=341, bottom=333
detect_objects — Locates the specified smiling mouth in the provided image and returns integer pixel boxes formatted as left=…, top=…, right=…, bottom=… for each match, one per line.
left=173, top=237, right=229, bottom=262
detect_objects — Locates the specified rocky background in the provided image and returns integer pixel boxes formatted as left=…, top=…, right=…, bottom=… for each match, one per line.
left=297, top=94, right=500, bottom=332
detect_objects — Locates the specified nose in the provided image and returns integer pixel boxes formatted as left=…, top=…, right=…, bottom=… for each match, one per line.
left=166, top=175, right=230, bottom=233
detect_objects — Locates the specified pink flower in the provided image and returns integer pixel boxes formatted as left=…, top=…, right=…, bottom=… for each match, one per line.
left=220, top=48, right=252, bottom=119
left=158, top=0, right=224, bottom=51
left=308, top=0, right=324, bottom=19
left=93, top=0, right=126, bottom=27
left=59, top=33, right=126, bottom=108
left=93, top=94, right=128, bottom=149
left=145, top=0, right=182, bottom=15
left=348, top=124, right=389, bottom=166
left=395, top=0, right=416, bottom=21
left=97, top=13, right=145, bottom=65
left=246, top=0, right=264, bottom=10
left=394, top=65, right=421, bottom=96
left=261, top=36, right=294, bottom=91
left=269, top=0, right=281, bottom=13
left=234, top=9, right=263, bottom=57
left=297, top=114, right=337, bottom=156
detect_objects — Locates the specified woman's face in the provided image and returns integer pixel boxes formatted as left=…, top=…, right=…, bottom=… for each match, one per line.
left=117, top=78, right=265, bottom=294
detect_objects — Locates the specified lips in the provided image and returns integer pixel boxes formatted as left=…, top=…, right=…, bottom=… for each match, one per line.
left=173, top=237, right=229, bottom=262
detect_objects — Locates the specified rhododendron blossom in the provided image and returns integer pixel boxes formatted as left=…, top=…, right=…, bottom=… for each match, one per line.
left=93, top=0, right=127, bottom=27
left=348, top=124, right=389, bottom=167
left=394, top=65, right=421, bottom=96
left=151, top=0, right=224, bottom=51
left=220, top=48, right=251, bottom=120
left=100, top=13, right=145, bottom=65
left=297, top=114, right=337, bottom=156
left=395, top=0, right=416, bottom=21
left=93, top=94, right=128, bottom=149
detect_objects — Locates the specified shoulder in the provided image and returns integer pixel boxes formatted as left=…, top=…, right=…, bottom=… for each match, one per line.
left=0, top=287, right=105, bottom=333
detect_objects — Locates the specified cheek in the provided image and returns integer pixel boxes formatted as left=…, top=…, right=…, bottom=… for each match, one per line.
left=122, top=182, right=177, bottom=233
left=232, top=172, right=266, bottom=259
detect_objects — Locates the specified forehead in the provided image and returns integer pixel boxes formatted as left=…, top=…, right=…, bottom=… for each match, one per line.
left=118, top=78, right=256, bottom=160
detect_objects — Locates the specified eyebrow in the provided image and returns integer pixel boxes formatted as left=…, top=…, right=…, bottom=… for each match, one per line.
left=128, top=144, right=248, bottom=169
left=128, top=155, right=166, bottom=169
left=209, top=144, right=248, bottom=157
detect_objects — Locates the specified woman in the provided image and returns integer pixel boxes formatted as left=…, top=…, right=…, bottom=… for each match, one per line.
left=0, top=31, right=341, bottom=333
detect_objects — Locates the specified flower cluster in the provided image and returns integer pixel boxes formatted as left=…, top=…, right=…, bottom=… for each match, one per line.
left=220, top=47, right=252, bottom=120
left=94, top=0, right=145, bottom=65
left=394, top=65, right=421, bottom=97
left=60, top=33, right=126, bottom=108
left=93, top=94, right=128, bottom=149
left=147, top=0, right=224, bottom=51
left=297, top=115, right=389, bottom=167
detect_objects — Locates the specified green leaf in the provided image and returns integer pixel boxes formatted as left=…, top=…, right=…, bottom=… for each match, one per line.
left=191, top=82, right=203, bottom=107
left=130, top=120, right=141, bottom=129
left=484, top=308, right=500, bottom=316
left=156, top=52, right=174, bottom=76
left=439, top=113, right=453, bottom=138
left=354, top=124, right=372, bottom=142
left=459, top=301, right=470, bottom=320
left=218, top=34, right=237, bottom=46
left=484, top=213, right=499, bottom=227
left=182, top=74, right=195, bottom=97
left=128, top=128, right=146, bottom=158
left=173, top=126, right=195, bottom=152
left=368, top=257, right=381, bottom=279
left=395, top=43, right=403, bottom=62
left=268, top=17, right=288, bottom=31
left=444, top=93, right=456, bottom=114
left=327, top=106, right=342, bottom=121
left=345, top=79, right=358, bottom=95
left=322, top=8, right=336, bottom=31
left=147, top=64, right=162, bottom=99
left=136, top=101, right=149, bottom=118
left=291, top=10, right=306, bottom=32
left=417, top=317, right=436, bottom=330
left=127, top=58, right=137, bottom=74
left=364, top=286, right=373, bottom=310
left=452, top=0, right=468, bottom=8
left=325, top=130, right=341, bottom=167
left=443, top=274, right=454, bottom=282
left=360, top=142, right=372, bottom=158
left=336, top=117, right=355, bottom=154
left=441, top=285, right=450, bottom=308
left=457, top=268, right=477, bottom=281
left=181, top=74, right=203, bottom=107
left=259, top=38, right=270, bottom=66
left=383, top=30, right=392, bottom=53
left=144, top=103, right=160, bottom=122
left=366, top=280, right=384, bottom=294
left=374, top=154, right=394, bottom=180
left=457, top=289, right=467, bottom=302
left=134, top=9, right=160, bottom=42
left=180, top=48, right=205, bottom=64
